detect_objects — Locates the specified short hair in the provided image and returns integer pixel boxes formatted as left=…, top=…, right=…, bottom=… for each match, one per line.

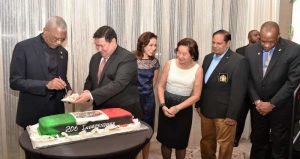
left=45, top=16, right=67, bottom=32
left=175, top=38, right=199, bottom=61
left=260, top=21, right=280, bottom=35
left=135, top=32, right=157, bottom=60
left=212, top=29, right=231, bottom=42
left=93, top=26, right=117, bottom=42
left=248, top=30, right=259, bottom=38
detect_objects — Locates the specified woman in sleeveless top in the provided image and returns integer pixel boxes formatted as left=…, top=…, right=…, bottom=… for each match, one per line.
left=156, top=38, right=203, bottom=159
left=135, top=32, right=160, bottom=159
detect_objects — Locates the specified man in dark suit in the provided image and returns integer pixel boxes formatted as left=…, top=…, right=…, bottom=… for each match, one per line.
left=236, top=30, right=260, bottom=56
left=196, top=30, right=248, bottom=159
left=245, top=21, right=300, bottom=159
left=234, top=29, right=260, bottom=147
left=75, top=26, right=143, bottom=119
left=10, top=16, right=72, bottom=129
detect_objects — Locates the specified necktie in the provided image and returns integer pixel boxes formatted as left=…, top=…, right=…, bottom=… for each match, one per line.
left=97, top=58, right=107, bottom=82
left=263, top=52, right=271, bottom=77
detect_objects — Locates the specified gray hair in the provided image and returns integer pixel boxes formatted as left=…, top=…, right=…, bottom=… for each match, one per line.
left=45, top=16, right=67, bottom=32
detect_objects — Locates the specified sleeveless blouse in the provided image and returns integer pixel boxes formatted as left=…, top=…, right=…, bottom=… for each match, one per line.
left=166, top=59, right=199, bottom=96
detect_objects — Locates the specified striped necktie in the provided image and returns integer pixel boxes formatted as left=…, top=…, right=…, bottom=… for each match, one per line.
left=263, top=51, right=271, bottom=77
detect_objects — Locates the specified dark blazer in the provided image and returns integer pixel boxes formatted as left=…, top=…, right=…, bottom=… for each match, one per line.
left=84, top=46, right=142, bottom=119
left=236, top=45, right=248, bottom=56
left=245, top=38, right=300, bottom=108
left=10, top=34, right=70, bottom=128
left=196, top=49, right=248, bottom=120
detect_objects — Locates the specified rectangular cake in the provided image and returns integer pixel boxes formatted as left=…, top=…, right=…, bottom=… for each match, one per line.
left=38, top=108, right=133, bottom=136
left=27, top=108, right=147, bottom=149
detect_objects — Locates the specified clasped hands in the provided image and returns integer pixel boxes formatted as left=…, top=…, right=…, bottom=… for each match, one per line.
left=162, top=105, right=179, bottom=118
left=255, top=100, right=273, bottom=116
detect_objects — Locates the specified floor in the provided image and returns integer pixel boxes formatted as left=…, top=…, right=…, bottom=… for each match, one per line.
left=137, top=138, right=251, bottom=159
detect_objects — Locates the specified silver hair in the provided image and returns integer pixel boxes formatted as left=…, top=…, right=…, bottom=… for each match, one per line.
left=45, top=16, right=67, bottom=32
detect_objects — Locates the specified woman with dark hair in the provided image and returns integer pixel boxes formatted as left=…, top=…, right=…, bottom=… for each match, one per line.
left=134, top=32, right=160, bottom=159
left=156, top=38, right=203, bottom=159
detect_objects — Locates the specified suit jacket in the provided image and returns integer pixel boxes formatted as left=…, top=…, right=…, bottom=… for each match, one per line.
left=245, top=38, right=300, bottom=108
left=236, top=45, right=248, bottom=56
left=84, top=46, right=142, bottom=119
left=10, top=34, right=70, bottom=128
left=236, top=44, right=253, bottom=106
left=196, top=49, right=248, bottom=120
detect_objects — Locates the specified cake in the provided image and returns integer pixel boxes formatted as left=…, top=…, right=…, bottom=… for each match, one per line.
left=27, top=108, right=147, bottom=149
left=38, top=108, right=133, bottom=136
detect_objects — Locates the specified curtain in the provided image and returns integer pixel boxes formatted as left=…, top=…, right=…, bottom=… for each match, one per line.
left=0, top=0, right=279, bottom=158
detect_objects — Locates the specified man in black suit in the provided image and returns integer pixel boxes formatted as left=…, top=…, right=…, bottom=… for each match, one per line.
left=234, top=29, right=260, bottom=147
left=196, top=30, right=248, bottom=159
left=75, top=26, right=143, bottom=119
left=236, top=30, right=260, bottom=56
left=245, top=21, right=300, bottom=159
left=10, top=16, right=72, bottom=129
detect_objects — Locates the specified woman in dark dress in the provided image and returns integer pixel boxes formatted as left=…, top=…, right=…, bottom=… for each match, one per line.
left=135, top=32, right=160, bottom=159
left=156, top=38, right=203, bottom=159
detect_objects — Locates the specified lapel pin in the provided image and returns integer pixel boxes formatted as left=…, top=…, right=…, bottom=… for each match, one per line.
left=258, top=52, right=261, bottom=55
left=278, top=49, right=282, bottom=52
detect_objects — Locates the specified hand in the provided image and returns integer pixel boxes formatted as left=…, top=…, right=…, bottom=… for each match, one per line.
left=74, top=90, right=92, bottom=104
left=224, top=118, right=236, bottom=126
left=256, top=102, right=273, bottom=116
left=168, top=106, right=179, bottom=115
left=46, top=78, right=66, bottom=90
left=65, top=90, right=73, bottom=97
left=162, top=106, right=175, bottom=118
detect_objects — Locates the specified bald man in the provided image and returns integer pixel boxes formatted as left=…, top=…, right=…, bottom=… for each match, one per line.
left=10, top=16, right=72, bottom=129
left=245, top=21, right=300, bottom=159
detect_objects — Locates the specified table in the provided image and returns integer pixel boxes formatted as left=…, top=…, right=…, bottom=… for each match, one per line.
left=19, top=122, right=153, bottom=159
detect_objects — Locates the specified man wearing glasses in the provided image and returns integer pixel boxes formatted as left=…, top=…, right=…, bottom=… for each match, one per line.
left=10, top=16, right=72, bottom=131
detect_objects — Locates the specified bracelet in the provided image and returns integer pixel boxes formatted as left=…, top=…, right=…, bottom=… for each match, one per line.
left=159, top=103, right=166, bottom=107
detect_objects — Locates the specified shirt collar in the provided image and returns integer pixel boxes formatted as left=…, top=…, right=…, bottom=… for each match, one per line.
left=263, top=47, right=275, bottom=54
left=213, top=48, right=228, bottom=59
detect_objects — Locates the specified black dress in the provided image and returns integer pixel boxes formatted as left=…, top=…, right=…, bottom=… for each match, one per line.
left=156, top=91, right=193, bottom=149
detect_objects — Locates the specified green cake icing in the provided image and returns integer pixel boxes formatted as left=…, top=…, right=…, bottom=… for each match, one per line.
left=38, top=113, right=76, bottom=136
left=37, top=108, right=134, bottom=137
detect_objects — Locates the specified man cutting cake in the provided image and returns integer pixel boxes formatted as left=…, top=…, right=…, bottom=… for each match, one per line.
left=74, top=26, right=143, bottom=120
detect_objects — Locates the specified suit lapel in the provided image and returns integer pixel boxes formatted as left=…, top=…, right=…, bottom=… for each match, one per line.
left=264, top=40, right=285, bottom=78
left=203, top=54, right=213, bottom=74
left=255, top=48, right=264, bottom=80
left=209, top=50, right=231, bottom=80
